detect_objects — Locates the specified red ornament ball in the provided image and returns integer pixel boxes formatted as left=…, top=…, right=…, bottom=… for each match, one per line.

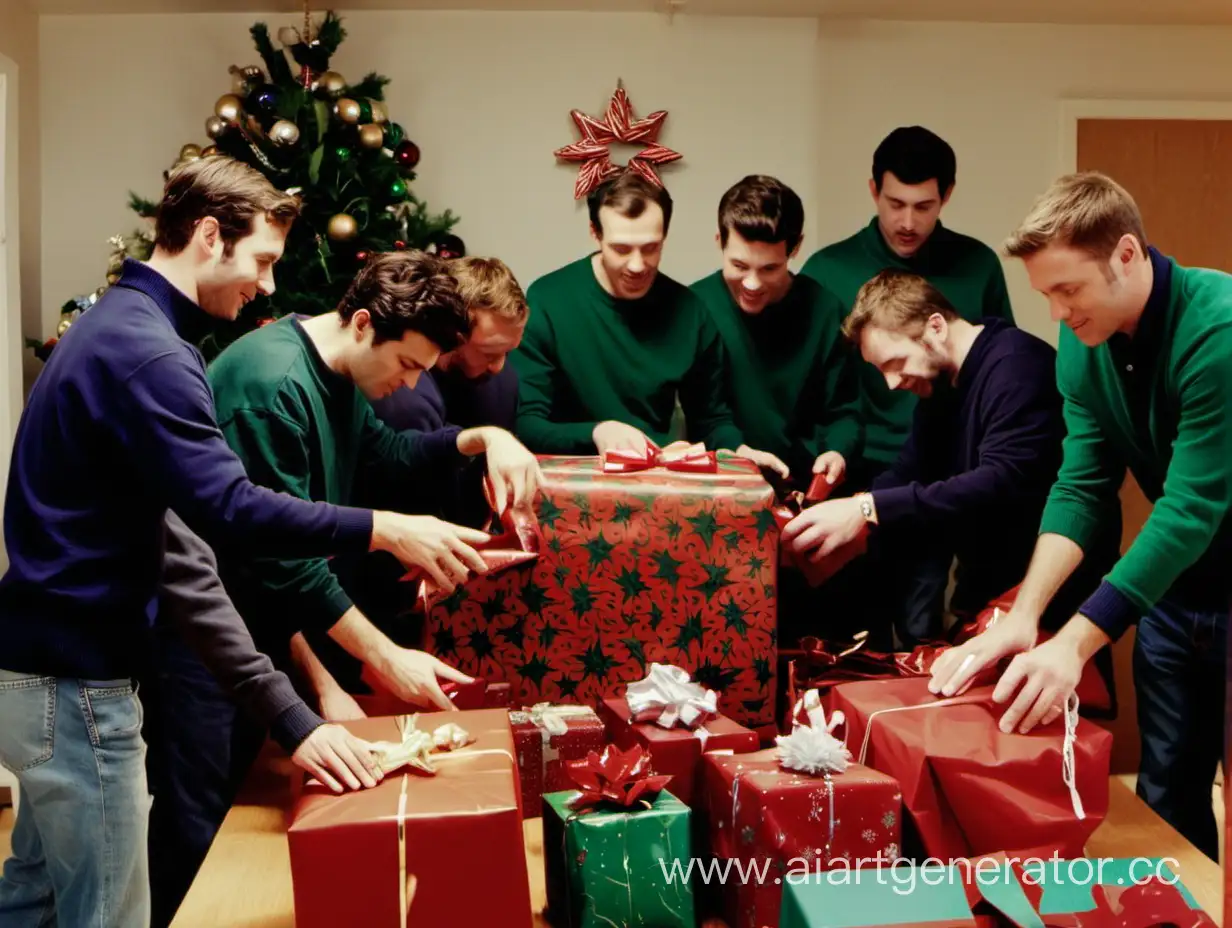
left=394, top=140, right=421, bottom=169
left=394, top=240, right=406, bottom=250
left=355, top=250, right=370, bottom=262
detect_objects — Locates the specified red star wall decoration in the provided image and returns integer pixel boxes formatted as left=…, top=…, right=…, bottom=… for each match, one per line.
left=553, top=80, right=683, bottom=199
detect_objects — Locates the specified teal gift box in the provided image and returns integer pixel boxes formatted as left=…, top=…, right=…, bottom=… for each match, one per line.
left=780, top=864, right=978, bottom=927
left=543, top=780, right=697, bottom=928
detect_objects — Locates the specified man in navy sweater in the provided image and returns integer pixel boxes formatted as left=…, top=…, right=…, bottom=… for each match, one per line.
left=0, top=156, right=493, bottom=928
left=782, top=269, right=1117, bottom=644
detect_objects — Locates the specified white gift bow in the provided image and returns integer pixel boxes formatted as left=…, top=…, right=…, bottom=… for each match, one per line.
left=624, top=663, right=718, bottom=730
left=775, top=688, right=852, bottom=775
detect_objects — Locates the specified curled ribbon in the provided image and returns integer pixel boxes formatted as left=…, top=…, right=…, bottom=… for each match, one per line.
left=602, top=441, right=718, bottom=474
left=565, top=743, right=673, bottom=811
left=370, top=715, right=476, bottom=775
left=624, top=663, right=718, bottom=730
left=510, top=703, right=599, bottom=739
left=774, top=688, right=853, bottom=776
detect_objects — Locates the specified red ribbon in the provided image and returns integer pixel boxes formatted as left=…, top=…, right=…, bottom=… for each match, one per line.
left=564, top=744, right=673, bottom=811
left=601, top=441, right=717, bottom=474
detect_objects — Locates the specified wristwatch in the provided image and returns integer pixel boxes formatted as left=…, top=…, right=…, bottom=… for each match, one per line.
left=856, top=492, right=878, bottom=525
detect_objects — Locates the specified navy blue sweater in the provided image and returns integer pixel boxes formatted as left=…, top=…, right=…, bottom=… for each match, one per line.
left=0, top=261, right=374, bottom=680
left=369, top=364, right=519, bottom=433
left=871, top=318, right=1117, bottom=623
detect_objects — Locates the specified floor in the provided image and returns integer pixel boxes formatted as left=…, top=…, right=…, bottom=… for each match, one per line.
left=1113, top=772, right=1225, bottom=864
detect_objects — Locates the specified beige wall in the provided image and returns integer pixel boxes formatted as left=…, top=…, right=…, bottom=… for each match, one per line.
left=32, top=13, right=1232, bottom=348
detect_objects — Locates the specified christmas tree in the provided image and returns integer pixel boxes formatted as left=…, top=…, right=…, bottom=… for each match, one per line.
left=32, top=7, right=462, bottom=361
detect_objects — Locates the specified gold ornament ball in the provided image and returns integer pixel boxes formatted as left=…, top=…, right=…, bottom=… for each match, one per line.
left=317, top=70, right=346, bottom=99
left=327, top=213, right=358, bottom=241
left=204, top=115, right=228, bottom=139
left=358, top=123, right=385, bottom=149
left=335, top=98, right=362, bottom=125
left=201, top=145, right=219, bottom=157
left=270, top=119, right=301, bottom=147
left=369, top=100, right=388, bottom=124
left=57, top=317, right=73, bottom=338
left=214, top=94, right=243, bottom=124
left=178, top=143, right=202, bottom=161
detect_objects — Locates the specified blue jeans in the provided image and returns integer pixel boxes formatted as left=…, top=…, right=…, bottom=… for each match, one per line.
left=0, top=670, right=150, bottom=927
left=1133, top=598, right=1227, bottom=862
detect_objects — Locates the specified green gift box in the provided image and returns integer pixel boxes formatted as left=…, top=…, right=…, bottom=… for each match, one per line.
left=780, top=864, right=978, bottom=927
left=543, top=787, right=696, bottom=928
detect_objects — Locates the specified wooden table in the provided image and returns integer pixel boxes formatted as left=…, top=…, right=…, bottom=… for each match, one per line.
left=0, top=765, right=1222, bottom=926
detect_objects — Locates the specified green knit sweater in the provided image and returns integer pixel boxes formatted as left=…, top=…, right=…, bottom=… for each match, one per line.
left=511, top=255, right=744, bottom=454
left=800, top=218, right=1014, bottom=468
left=1039, top=254, right=1232, bottom=638
left=208, top=316, right=462, bottom=637
left=690, top=271, right=862, bottom=479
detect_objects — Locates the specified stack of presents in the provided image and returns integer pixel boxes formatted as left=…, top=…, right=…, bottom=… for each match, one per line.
left=283, top=451, right=1217, bottom=927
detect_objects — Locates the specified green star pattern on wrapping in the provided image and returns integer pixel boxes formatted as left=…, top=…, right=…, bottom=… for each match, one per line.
left=615, top=566, right=648, bottom=600
left=583, top=533, right=616, bottom=571
left=467, top=628, right=495, bottom=662
left=570, top=582, right=596, bottom=616
left=723, top=529, right=743, bottom=551
left=753, top=657, right=772, bottom=686
left=548, top=536, right=564, bottom=555
left=673, top=611, right=705, bottom=654
left=746, top=554, right=768, bottom=580
left=539, top=621, right=561, bottom=649
left=518, top=654, right=552, bottom=687
left=692, top=563, right=733, bottom=600
left=537, top=496, right=566, bottom=531
left=440, top=586, right=469, bottom=612
left=754, top=508, right=780, bottom=541
left=664, top=518, right=683, bottom=541
left=498, top=618, right=526, bottom=651
left=554, top=565, right=570, bottom=587
left=622, top=637, right=647, bottom=671
left=720, top=600, right=749, bottom=635
left=521, top=578, right=550, bottom=614
left=572, top=494, right=594, bottom=529
left=687, top=511, right=720, bottom=549
left=556, top=675, right=581, bottom=699
left=612, top=501, right=639, bottom=525
left=579, top=640, right=618, bottom=681
left=646, top=604, right=666, bottom=631
left=479, top=594, right=507, bottom=625
left=432, top=625, right=458, bottom=658
left=691, top=658, right=741, bottom=694
left=652, top=550, right=683, bottom=587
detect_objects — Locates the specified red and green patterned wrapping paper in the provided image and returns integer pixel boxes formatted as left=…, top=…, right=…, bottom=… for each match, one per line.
left=703, top=748, right=902, bottom=928
left=510, top=706, right=607, bottom=817
left=423, top=454, right=782, bottom=729
left=597, top=695, right=760, bottom=807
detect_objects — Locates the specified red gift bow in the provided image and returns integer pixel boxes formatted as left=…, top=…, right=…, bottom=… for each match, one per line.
left=601, top=440, right=718, bottom=474
left=564, top=743, right=673, bottom=811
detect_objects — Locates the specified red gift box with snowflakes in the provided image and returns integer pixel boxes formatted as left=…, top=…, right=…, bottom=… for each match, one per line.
left=422, top=453, right=782, bottom=729
left=702, top=748, right=902, bottom=928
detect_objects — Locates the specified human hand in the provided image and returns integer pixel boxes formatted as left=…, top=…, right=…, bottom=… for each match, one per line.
left=371, top=512, right=490, bottom=595
left=781, top=497, right=866, bottom=561
left=990, top=634, right=1088, bottom=733
left=479, top=428, right=543, bottom=513
left=592, top=420, right=653, bottom=455
left=927, top=609, right=1039, bottom=698
left=812, top=450, right=847, bottom=485
left=733, top=444, right=790, bottom=479
left=367, top=648, right=475, bottom=712
left=292, top=723, right=383, bottom=793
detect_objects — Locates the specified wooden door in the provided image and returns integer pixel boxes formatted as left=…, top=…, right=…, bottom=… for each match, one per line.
left=1076, top=117, right=1232, bottom=775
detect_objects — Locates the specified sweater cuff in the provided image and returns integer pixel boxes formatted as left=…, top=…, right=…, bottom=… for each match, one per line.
left=1077, top=580, right=1140, bottom=642
left=269, top=699, right=326, bottom=754
left=869, top=486, right=915, bottom=525
left=334, top=506, right=375, bottom=553
left=423, top=425, right=465, bottom=465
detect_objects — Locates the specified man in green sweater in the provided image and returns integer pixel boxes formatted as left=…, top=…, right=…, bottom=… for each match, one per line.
left=929, top=172, right=1232, bottom=861
left=512, top=170, right=786, bottom=475
left=801, top=126, right=1015, bottom=483
left=691, top=174, right=861, bottom=484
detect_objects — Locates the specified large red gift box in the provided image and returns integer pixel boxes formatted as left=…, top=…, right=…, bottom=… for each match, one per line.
left=830, top=678, right=1112, bottom=862
left=422, top=453, right=782, bottom=729
left=598, top=694, right=759, bottom=806
left=509, top=703, right=607, bottom=816
left=354, top=666, right=511, bottom=715
left=287, top=709, right=531, bottom=928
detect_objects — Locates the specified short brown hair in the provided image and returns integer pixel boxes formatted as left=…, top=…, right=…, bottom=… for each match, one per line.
left=587, top=169, right=674, bottom=237
left=1004, top=171, right=1148, bottom=262
left=450, top=256, right=528, bottom=324
left=337, top=250, right=469, bottom=351
left=154, top=155, right=300, bottom=256
left=718, top=175, right=805, bottom=253
left=842, top=268, right=958, bottom=343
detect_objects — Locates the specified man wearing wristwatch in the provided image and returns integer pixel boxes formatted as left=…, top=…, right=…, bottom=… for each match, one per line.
left=781, top=268, right=1117, bottom=648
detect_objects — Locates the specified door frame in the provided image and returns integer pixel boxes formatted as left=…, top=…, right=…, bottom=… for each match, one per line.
left=1058, top=98, right=1232, bottom=174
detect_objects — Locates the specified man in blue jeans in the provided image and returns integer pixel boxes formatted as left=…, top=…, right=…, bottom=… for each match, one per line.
left=930, top=172, right=1232, bottom=861
left=0, top=156, right=504, bottom=926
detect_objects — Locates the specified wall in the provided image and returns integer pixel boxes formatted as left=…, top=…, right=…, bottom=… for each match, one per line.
left=37, top=10, right=821, bottom=322
left=815, top=20, right=1232, bottom=344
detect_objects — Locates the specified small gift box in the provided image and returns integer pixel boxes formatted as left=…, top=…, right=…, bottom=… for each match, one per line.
left=779, top=864, right=980, bottom=927
left=831, top=678, right=1112, bottom=863
left=509, top=702, right=607, bottom=817
left=543, top=744, right=696, bottom=928
left=703, top=689, right=903, bottom=928
left=598, top=663, right=760, bottom=807
left=287, top=709, right=531, bottom=928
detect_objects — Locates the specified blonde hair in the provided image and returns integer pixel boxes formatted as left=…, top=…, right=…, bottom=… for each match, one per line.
left=450, top=256, right=528, bottom=324
left=842, top=268, right=957, bottom=343
left=1004, top=171, right=1148, bottom=261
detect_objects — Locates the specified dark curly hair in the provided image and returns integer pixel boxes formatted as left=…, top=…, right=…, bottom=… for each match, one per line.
left=336, top=250, right=469, bottom=351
